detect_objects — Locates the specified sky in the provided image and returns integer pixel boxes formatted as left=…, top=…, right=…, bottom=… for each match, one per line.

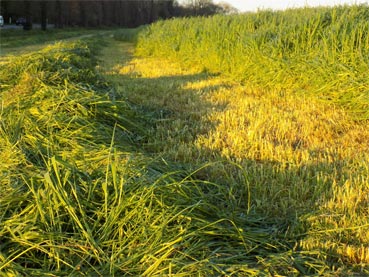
left=212, top=0, right=369, bottom=12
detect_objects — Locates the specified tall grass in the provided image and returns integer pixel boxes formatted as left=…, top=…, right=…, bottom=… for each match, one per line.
left=136, top=4, right=369, bottom=120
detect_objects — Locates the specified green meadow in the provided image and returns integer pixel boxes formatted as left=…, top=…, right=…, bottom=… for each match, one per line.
left=1, top=5, right=369, bottom=276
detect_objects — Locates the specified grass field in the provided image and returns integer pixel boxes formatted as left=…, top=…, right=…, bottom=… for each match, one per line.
left=1, top=5, right=369, bottom=276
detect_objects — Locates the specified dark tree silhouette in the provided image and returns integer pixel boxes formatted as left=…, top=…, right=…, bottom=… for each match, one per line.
left=0, top=0, right=234, bottom=29
left=23, top=0, right=32, bottom=30
left=40, top=0, right=47, bottom=30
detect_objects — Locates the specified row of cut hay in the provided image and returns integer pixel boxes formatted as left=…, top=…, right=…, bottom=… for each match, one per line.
left=0, top=28, right=97, bottom=49
left=136, top=4, right=369, bottom=120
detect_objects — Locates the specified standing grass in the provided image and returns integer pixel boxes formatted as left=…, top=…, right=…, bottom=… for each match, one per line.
left=136, top=4, right=369, bottom=120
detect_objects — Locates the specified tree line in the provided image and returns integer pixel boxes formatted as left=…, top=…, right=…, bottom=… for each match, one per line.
left=0, top=0, right=238, bottom=30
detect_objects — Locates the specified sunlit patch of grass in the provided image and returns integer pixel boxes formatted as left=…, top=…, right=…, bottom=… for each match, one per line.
left=117, top=57, right=203, bottom=78
left=197, top=87, right=368, bottom=163
left=193, top=80, right=369, bottom=267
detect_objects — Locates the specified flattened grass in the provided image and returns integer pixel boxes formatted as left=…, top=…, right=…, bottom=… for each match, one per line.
left=0, top=28, right=95, bottom=50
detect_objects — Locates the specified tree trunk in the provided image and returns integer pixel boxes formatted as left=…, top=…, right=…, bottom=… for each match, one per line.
left=79, top=1, right=87, bottom=27
left=55, top=0, right=63, bottom=28
left=40, top=0, right=47, bottom=31
left=23, top=0, right=32, bottom=30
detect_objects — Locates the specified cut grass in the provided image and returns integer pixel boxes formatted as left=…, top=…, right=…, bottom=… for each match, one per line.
left=0, top=28, right=97, bottom=49
left=0, top=27, right=123, bottom=58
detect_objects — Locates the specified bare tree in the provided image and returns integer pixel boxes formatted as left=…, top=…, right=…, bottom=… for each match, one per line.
left=216, top=1, right=238, bottom=14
